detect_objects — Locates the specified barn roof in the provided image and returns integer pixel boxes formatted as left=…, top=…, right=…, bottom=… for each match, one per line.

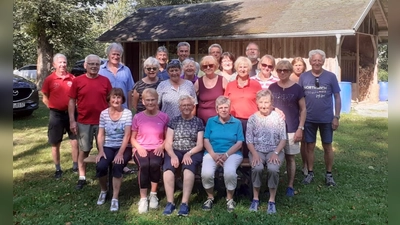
left=97, top=0, right=388, bottom=42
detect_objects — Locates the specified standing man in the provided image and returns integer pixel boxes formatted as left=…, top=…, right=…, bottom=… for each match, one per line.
left=176, top=42, right=191, bottom=64
left=69, top=54, right=112, bottom=190
left=245, top=42, right=260, bottom=77
left=298, top=49, right=341, bottom=186
left=42, top=53, right=79, bottom=178
left=99, top=42, right=134, bottom=109
left=198, top=43, right=223, bottom=78
left=155, top=46, right=169, bottom=81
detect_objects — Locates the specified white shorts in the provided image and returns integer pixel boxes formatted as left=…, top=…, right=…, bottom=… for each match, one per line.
left=284, top=132, right=300, bottom=155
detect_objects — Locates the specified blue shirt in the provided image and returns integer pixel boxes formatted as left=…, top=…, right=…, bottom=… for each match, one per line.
left=204, top=115, right=244, bottom=155
left=99, top=61, right=135, bottom=109
left=157, top=70, right=169, bottom=81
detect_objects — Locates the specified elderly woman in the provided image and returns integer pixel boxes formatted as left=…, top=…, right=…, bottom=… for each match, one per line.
left=162, top=95, right=204, bottom=216
left=131, top=88, right=169, bottom=214
left=131, top=57, right=162, bottom=113
left=269, top=60, right=306, bottom=197
left=181, top=58, right=198, bottom=84
left=246, top=89, right=287, bottom=214
left=224, top=56, right=262, bottom=159
left=201, top=96, right=243, bottom=212
left=250, top=54, right=279, bottom=90
left=219, top=52, right=237, bottom=82
left=95, top=88, right=132, bottom=212
left=194, top=55, right=228, bottom=125
left=290, top=57, right=307, bottom=83
left=156, top=59, right=197, bottom=120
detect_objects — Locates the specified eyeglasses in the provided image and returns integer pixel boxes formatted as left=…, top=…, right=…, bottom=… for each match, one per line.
left=276, top=69, right=290, bottom=73
left=146, top=67, right=157, bottom=72
left=261, top=63, right=274, bottom=69
left=315, top=77, right=320, bottom=88
left=202, top=64, right=214, bottom=69
left=87, top=62, right=100, bottom=66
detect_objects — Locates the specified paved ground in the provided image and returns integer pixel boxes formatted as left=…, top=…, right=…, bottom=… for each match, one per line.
left=351, top=101, right=388, bottom=118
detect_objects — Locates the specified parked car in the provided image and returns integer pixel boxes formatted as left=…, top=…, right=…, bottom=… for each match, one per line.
left=70, top=59, right=107, bottom=76
left=13, top=64, right=37, bottom=80
left=13, top=74, right=39, bottom=117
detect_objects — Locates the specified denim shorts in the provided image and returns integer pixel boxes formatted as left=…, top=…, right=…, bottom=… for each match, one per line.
left=304, top=122, right=333, bottom=144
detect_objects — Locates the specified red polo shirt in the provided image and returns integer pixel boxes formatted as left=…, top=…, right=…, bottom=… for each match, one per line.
left=224, top=79, right=262, bottom=119
left=41, top=72, right=75, bottom=111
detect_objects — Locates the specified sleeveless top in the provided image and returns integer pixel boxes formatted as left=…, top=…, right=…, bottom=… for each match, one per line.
left=197, top=75, right=224, bottom=125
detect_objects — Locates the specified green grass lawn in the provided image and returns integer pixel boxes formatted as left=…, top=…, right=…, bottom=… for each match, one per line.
left=13, top=101, right=388, bottom=225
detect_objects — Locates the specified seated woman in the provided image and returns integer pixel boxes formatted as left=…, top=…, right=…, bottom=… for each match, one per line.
left=162, top=95, right=204, bottom=216
left=95, top=88, right=133, bottom=212
left=131, top=88, right=169, bottom=214
left=246, top=89, right=287, bottom=214
left=201, top=96, right=244, bottom=212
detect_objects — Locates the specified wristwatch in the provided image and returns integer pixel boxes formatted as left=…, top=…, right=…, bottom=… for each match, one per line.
left=188, top=150, right=193, bottom=155
left=334, top=115, right=340, bottom=120
left=274, top=151, right=279, bottom=155
left=298, top=126, right=304, bottom=130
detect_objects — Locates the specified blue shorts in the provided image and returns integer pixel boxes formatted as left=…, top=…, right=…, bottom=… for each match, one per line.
left=304, top=122, right=333, bottom=144
left=163, top=149, right=203, bottom=174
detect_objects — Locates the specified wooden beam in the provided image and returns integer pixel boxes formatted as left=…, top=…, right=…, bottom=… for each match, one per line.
left=376, top=0, right=388, bottom=28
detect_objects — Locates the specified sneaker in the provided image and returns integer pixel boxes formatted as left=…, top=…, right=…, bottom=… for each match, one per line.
left=202, top=198, right=213, bottom=211
left=302, top=167, right=308, bottom=176
left=72, top=168, right=78, bottom=173
left=110, top=199, right=119, bottom=212
left=302, top=173, right=314, bottom=184
left=162, top=202, right=175, bottom=216
left=54, top=170, right=63, bottom=179
left=138, top=198, right=149, bottom=214
left=76, top=179, right=87, bottom=190
left=286, top=187, right=295, bottom=197
left=249, top=199, right=259, bottom=212
left=177, top=203, right=190, bottom=216
left=325, top=174, right=336, bottom=186
left=149, top=193, right=159, bottom=209
left=97, top=191, right=107, bottom=205
left=267, top=201, right=277, bottom=214
left=226, top=199, right=236, bottom=212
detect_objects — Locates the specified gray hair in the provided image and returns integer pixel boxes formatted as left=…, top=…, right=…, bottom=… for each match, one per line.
left=53, top=53, right=67, bottom=63
left=259, top=54, right=276, bottom=68
left=177, top=42, right=190, bottom=51
left=215, top=96, right=230, bottom=109
left=84, top=54, right=101, bottom=63
left=143, top=56, right=160, bottom=69
left=156, top=46, right=168, bottom=55
left=106, top=43, right=124, bottom=56
left=276, top=60, right=293, bottom=71
left=256, top=89, right=273, bottom=102
left=178, top=95, right=195, bottom=106
left=195, top=62, right=200, bottom=74
left=309, top=49, right=326, bottom=61
left=234, top=56, right=252, bottom=73
left=208, top=43, right=223, bottom=54
left=246, top=42, right=259, bottom=51
left=182, top=58, right=196, bottom=69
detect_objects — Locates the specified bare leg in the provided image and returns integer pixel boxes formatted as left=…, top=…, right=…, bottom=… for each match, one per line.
left=78, top=151, right=89, bottom=177
left=150, top=182, right=158, bottom=193
left=204, top=187, right=214, bottom=199
left=51, top=143, right=62, bottom=165
left=163, top=170, right=175, bottom=203
left=252, top=186, right=260, bottom=200
left=322, top=143, right=334, bottom=172
left=306, top=142, right=316, bottom=171
left=268, top=188, right=277, bottom=202
left=70, top=139, right=79, bottom=164
left=226, top=189, right=234, bottom=200
left=112, top=177, right=122, bottom=199
left=285, top=154, right=296, bottom=188
left=300, top=141, right=308, bottom=172
left=181, top=169, right=195, bottom=204
left=99, top=175, right=107, bottom=192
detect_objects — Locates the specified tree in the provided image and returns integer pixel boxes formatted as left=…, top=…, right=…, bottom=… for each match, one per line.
left=378, top=43, right=388, bottom=81
left=13, top=0, right=115, bottom=89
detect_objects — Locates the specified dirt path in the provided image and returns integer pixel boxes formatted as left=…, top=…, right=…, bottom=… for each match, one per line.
left=351, top=101, right=388, bottom=118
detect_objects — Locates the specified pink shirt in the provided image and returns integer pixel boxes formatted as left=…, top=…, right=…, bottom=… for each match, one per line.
left=132, top=111, right=169, bottom=150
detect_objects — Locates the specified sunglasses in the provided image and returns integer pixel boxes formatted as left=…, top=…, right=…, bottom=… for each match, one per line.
left=276, top=69, right=290, bottom=73
left=202, top=64, right=214, bottom=69
left=146, top=67, right=158, bottom=72
left=261, top=63, right=274, bottom=69
left=315, top=77, right=320, bottom=88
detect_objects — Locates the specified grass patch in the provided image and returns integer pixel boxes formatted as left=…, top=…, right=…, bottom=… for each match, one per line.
left=13, top=101, right=388, bottom=225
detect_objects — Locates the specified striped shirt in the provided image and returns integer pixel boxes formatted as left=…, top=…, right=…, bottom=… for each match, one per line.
left=251, top=73, right=280, bottom=89
left=99, top=108, right=132, bottom=147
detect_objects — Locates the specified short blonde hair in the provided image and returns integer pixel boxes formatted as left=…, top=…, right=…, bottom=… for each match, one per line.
left=234, top=56, right=252, bottom=73
left=142, top=88, right=158, bottom=100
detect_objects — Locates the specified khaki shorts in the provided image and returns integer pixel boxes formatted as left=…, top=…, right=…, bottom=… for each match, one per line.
left=77, top=122, right=99, bottom=152
left=284, top=132, right=300, bottom=155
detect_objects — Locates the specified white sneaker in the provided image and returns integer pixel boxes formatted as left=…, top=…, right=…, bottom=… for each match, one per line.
left=97, top=191, right=107, bottom=205
left=149, top=193, right=159, bottom=209
left=110, top=199, right=119, bottom=211
left=138, top=198, right=148, bottom=214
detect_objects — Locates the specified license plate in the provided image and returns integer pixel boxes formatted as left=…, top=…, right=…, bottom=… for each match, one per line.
left=13, top=102, right=25, bottom=108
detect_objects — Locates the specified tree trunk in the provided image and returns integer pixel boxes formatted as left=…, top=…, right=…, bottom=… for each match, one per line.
left=36, top=25, right=53, bottom=90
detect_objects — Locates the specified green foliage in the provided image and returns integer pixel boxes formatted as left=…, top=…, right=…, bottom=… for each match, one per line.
left=13, top=100, right=388, bottom=225
left=378, top=69, right=388, bottom=82
left=378, top=44, right=388, bottom=71
left=135, top=0, right=219, bottom=8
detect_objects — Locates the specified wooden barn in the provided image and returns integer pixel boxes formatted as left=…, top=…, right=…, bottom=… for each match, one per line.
left=97, top=0, right=388, bottom=102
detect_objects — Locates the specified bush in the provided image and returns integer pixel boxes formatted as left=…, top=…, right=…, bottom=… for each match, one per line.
left=378, top=69, right=388, bottom=82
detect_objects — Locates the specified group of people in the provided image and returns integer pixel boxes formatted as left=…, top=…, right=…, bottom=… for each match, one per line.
left=41, top=41, right=341, bottom=215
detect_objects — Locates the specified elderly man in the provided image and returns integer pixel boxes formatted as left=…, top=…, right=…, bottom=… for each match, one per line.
left=69, top=54, right=112, bottom=190
left=245, top=42, right=260, bottom=77
left=155, top=46, right=169, bottom=81
left=176, top=42, right=191, bottom=64
left=42, top=53, right=78, bottom=178
left=99, top=42, right=134, bottom=109
left=298, top=49, right=341, bottom=186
